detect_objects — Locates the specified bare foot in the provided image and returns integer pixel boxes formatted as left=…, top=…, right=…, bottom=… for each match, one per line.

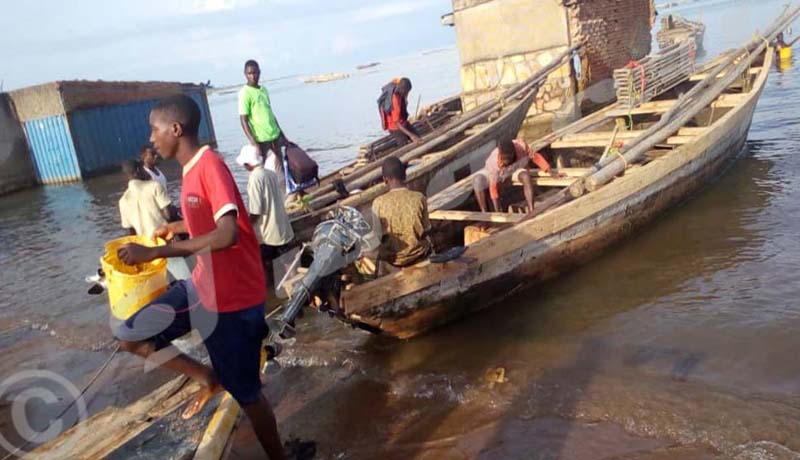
left=181, top=383, right=223, bottom=419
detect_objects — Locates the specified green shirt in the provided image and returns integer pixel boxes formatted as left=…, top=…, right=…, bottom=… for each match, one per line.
left=238, top=85, right=281, bottom=143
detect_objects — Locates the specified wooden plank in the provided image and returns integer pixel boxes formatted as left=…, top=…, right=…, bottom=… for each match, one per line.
left=665, top=135, right=695, bottom=145
left=605, top=93, right=746, bottom=117
left=429, top=210, right=523, bottom=223
left=513, top=177, right=577, bottom=187
left=22, top=377, right=198, bottom=460
left=689, top=67, right=760, bottom=81
left=557, top=130, right=647, bottom=141
left=193, top=394, right=240, bottom=460
left=535, top=167, right=590, bottom=177
left=677, top=127, right=708, bottom=135
left=104, top=393, right=223, bottom=460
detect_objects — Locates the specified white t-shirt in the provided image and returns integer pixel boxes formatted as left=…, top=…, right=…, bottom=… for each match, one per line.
left=246, top=166, right=294, bottom=246
left=143, top=166, right=168, bottom=192
left=119, top=180, right=171, bottom=238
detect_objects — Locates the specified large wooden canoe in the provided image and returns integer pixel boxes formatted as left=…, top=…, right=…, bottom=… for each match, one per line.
left=287, top=45, right=581, bottom=242
left=332, top=41, right=776, bottom=338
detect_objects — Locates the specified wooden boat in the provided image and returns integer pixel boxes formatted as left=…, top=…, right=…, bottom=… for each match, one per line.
left=302, top=72, right=350, bottom=84
left=328, top=20, right=786, bottom=339
left=287, top=44, right=581, bottom=242
left=657, top=15, right=705, bottom=51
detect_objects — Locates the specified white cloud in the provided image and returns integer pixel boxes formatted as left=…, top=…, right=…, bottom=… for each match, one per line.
left=331, top=33, right=360, bottom=55
left=350, top=0, right=435, bottom=23
left=192, top=0, right=259, bottom=13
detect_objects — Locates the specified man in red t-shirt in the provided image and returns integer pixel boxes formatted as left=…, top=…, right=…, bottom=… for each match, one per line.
left=113, top=95, right=286, bottom=460
left=379, top=77, right=422, bottom=146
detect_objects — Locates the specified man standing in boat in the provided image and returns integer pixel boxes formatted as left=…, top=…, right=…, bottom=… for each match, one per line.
left=473, top=139, right=559, bottom=214
left=378, top=77, right=422, bottom=146
left=239, top=59, right=290, bottom=183
left=113, top=95, right=288, bottom=460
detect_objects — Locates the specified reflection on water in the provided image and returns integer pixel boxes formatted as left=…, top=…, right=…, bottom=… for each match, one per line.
left=4, top=0, right=800, bottom=458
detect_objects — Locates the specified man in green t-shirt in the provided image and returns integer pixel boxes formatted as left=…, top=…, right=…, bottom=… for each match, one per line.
left=238, top=59, right=290, bottom=184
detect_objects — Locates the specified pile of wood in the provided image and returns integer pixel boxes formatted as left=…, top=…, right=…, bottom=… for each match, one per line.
left=614, top=39, right=697, bottom=109
left=657, top=15, right=706, bottom=50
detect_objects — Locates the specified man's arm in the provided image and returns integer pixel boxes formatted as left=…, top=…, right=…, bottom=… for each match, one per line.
left=239, top=90, right=262, bottom=156
left=119, top=214, right=238, bottom=264
left=392, top=95, right=421, bottom=142
left=240, top=116, right=260, bottom=147
left=489, top=180, right=503, bottom=212
left=398, top=122, right=422, bottom=143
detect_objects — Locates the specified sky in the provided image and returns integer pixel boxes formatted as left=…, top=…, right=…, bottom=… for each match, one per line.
left=0, top=0, right=457, bottom=91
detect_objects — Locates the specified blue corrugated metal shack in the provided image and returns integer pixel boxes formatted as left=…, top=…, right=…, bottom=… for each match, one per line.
left=9, top=81, right=216, bottom=185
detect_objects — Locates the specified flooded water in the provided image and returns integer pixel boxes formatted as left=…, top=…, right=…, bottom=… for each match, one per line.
left=3, top=0, right=800, bottom=458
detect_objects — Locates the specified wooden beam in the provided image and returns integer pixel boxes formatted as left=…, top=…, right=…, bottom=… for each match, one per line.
left=513, top=177, right=577, bottom=187
left=535, top=167, right=590, bottom=177
left=429, top=210, right=523, bottom=223
left=689, top=67, right=760, bottom=81
left=551, top=128, right=707, bottom=148
left=605, top=93, right=747, bottom=117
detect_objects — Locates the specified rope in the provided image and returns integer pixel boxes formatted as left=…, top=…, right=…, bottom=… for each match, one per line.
left=624, top=60, right=646, bottom=128
left=1, top=345, right=121, bottom=460
left=613, top=150, right=629, bottom=172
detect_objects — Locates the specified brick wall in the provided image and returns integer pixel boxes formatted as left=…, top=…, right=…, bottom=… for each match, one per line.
left=568, top=0, right=655, bottom=89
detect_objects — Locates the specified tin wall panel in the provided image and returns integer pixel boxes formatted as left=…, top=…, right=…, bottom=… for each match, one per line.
left=67, top=99, right=153, bottom=175
left=22, top=116, right=81, bottom=184
left=67, top=90, right=216, bottom=176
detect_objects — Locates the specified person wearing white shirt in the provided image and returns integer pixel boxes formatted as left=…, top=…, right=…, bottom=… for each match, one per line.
left=140, top=145, right=168, bottom=192
left=236, top=145, right=295, bottom=285
left=119, top=160, right=190, bottom=280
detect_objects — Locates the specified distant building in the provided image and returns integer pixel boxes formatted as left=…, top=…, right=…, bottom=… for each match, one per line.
left=5, top=81, right=216, bottom=188
left=446, top=0, right=655, bottom=134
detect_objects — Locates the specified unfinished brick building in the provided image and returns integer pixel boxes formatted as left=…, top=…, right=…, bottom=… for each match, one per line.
left=448, top=0, right=656, bottom=133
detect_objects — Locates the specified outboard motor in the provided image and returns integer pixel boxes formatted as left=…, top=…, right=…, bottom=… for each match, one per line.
left=269, top=206, right=378, bottom=340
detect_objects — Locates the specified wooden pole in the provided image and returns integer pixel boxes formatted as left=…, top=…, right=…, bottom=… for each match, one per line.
left=584, top=6, right=800, bottom=192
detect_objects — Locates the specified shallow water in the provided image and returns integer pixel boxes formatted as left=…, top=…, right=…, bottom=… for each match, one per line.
left=3, top=0, right=800, bottom=458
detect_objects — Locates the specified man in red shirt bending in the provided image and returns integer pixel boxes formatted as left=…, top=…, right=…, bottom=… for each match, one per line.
left=378, top=77, right=422, bottom=146
left=113, top=95, right=287, bottom=460
left=472, top=139, right=560, bottom=214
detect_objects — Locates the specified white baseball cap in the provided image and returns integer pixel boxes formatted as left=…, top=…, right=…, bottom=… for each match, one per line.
left=236, top=145, right=261, bottom=167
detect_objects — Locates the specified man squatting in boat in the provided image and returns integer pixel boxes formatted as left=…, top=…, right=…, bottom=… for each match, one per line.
left=473, top=139, right=561, bottom=214
left=112, top=95, right=289, bottom=460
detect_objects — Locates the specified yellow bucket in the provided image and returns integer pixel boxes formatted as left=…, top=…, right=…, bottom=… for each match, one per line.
left=779, top=46, right=792, bottom=61
left=101, top=236, right=168, bottom=320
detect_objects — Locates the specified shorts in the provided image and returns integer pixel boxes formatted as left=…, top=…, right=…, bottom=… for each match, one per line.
left=111, top=280, right=268, bottom=406
left=260, top=243, right=290, bottom=263
left=472, top=168, right=528, bottom=191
